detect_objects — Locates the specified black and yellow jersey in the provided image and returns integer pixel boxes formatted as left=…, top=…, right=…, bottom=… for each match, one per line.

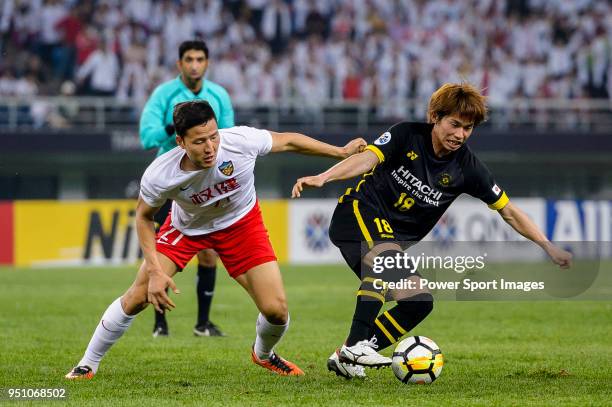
left=337, top=121, right=509, bottom=242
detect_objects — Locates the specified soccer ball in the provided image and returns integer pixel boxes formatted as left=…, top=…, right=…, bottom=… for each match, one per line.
left=392, top=336, right=444, bottom=384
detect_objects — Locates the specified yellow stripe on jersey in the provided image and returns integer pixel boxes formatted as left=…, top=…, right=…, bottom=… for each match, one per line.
left=375, top=318, right=396, bottom=343
left=384, top=311, right=407, bottom=335
left=357, top=290, right=385, bottom=302
left=338, top=187, right=352, bottom=203
left=365, top=145, right=385, bottom=163
left=488, top=191, right=509, bottom=210
left=355, top=179, right=366, bottom=192
left=352, top=200, right=373, bottom=248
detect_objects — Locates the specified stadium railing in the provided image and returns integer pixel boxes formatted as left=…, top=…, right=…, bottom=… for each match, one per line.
left=0, top=97, right=611, bottom=133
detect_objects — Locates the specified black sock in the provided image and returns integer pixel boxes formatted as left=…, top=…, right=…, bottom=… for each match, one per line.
left=196, top=265, right=217, bottom=326
left=345, top=278, right=385, bottom=346
left=369, top=293, right=434, bottom=351
left=154, top=288, right=168, bottom=327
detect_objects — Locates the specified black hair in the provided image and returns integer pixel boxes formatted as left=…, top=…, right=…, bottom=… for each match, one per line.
left=178, top=40, right=209, bottom=60
left=173, top=101, right=217, bottom=137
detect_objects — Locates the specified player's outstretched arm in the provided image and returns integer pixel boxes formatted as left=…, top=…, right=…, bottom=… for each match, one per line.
left=497, top=201, right=572, bottom=269
left=269, top=131, right=367, bottom=159
left=135, top=198, right=180, bottom=312
left=292, top=150, right=380, bottom=198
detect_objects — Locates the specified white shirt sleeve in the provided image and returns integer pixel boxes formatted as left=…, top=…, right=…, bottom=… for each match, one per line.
left=233, top=126, right=273, bottom=157
left=139, top=172, right=168, bottom=208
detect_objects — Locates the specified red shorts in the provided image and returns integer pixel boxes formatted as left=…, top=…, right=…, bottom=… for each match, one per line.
left=155, top=202, right=277, bottom=278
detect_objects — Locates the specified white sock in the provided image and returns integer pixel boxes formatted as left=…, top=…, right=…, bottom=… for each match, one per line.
left=254, top=313, right=289, bottom=360
left=78, top=297, right=135, bottom=373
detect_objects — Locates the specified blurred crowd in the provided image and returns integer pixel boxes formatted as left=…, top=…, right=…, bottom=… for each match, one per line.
left=0, top=0, right=610, bottom=113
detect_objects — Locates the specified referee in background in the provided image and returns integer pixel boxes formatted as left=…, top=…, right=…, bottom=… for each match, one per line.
left=139, top=39, right=234, bottom=337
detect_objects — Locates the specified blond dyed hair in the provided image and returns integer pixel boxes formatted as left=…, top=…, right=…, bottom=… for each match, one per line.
left=428, top=83, right=487, bottom=125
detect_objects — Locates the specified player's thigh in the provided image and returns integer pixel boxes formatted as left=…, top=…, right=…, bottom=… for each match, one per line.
left=332, top=199, right=397, bottom=244
left=331, top=204, right=402, bottom=281
left=196, top=248, right=218, bottom=266
left=234, top=261, right=287, bottom=323
left=123, top=252, right=180, bottom=312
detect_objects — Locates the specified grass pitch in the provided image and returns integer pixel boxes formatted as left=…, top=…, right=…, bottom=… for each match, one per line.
left=1, top=264, right=611, bottom=406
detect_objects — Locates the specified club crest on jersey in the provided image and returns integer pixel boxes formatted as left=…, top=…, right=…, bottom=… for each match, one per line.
left=406, top=150, right=419, bottom=160
left=374, top=132, right=391, bottom=145
left=218, top=161, right=234, bottom=176
left=492, top=184, right=501, bottom=196
left=437, top=172, right=452, bottom=187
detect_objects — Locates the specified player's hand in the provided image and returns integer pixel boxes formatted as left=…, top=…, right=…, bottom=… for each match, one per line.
left=546, top=245, right=573, bottom=269
left=341, top=138, right=367, bottom=158
left=147, top=270, right=180, bottom=313
left=292, top=175, right=325, bottom=198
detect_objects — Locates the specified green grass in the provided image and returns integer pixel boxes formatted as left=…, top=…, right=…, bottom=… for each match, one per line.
left=0, top=264, right=611, bottom=406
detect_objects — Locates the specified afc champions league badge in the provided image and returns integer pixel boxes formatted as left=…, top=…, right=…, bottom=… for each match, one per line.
left=374, top=132, right=392, bottom=146
left=218, top=161, right=234, bottom=176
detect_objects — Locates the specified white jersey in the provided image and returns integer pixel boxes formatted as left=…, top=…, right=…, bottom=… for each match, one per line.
left=139, top=126, right=273, bottom=235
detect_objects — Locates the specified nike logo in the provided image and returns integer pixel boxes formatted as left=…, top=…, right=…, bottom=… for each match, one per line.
left=180, top=184, right=192, bottom=191
left=346, top=350, right=367, bottom=358
left=203, top=291, right=214, bottom=296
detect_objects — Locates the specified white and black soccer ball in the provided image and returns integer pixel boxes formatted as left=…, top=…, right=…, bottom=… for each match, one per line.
left=392, top=336, right=444, bottom=384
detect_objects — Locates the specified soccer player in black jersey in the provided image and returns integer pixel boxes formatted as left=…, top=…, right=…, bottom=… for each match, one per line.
left=292, top=83, right=573, bottom=379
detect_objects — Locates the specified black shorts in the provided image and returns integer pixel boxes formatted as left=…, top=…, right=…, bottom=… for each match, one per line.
left=329, top=199, right=415, bottom=279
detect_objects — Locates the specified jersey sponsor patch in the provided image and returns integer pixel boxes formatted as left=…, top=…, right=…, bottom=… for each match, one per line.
left=437, top=172, right=452, bottom=187
left=492, top=184, right=501, bottom=196
left=218, top=160, right=234, bottom=176
left=374, top=132, right=392, bottom=146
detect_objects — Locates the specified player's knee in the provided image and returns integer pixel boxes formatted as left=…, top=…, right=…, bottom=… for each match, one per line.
left=121, top=289, right=148, bottom=315
left=397, top=292, right=434, bottom=317
left=197, top=250, right=217, bottom=267
left=260, top=298, right=288, bottom=325
left=367, top=249, right=413, bottom=284
left=364, top=244, right=402, bottom=270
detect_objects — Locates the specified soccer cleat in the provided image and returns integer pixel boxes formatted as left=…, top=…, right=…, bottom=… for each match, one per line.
left=193, top=321, right=225, bottom=337
left=327, top=349, right=366, bottom=379
left=339, top=339, right=392, bottom=368
left=152, top=323, right=169, bottom=337
left=251, top=347, right=304, bottom=376
left=65, top=365, right=94, bottom=380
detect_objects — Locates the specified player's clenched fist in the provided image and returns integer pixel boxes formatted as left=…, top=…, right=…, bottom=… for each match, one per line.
left=342, top=138, right=367, bottom=157
left=292, top=175, right=326, bottom=198
left=545, top=245, right=573, bottom=269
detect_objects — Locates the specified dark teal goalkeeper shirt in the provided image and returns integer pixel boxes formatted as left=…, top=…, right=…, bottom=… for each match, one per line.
left=139, top=76, right=234, bottom=156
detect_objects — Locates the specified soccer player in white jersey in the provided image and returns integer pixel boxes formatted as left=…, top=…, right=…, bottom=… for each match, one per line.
left=65, top=101, right=367, bottom=379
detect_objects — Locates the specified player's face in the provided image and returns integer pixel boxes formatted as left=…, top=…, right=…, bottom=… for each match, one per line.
left=177, top=49, right=208, bottom=84
left=432, top=115, right=474, bottom=155
left=177, top=120, right=220, bottom=170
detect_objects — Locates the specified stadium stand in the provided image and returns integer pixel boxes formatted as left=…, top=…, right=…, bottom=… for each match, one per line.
left=0, top=0, right=610, bottom=107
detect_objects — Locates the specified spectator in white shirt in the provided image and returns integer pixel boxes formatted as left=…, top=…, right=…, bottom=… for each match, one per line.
left=76, top=40, right=119, bottom=96
left=261, top=0, right=292, bottom=55
left=38, top=0, right=66, bottom=68
left=192, top=0, right=223, bottom=37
